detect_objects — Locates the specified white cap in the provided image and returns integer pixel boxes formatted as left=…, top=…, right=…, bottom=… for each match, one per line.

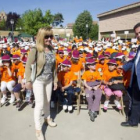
left=84, top=47, right=89, bottom=52
left=106, top=43, right=112, bottom=47
left=3, top=44, right=7, bottom=49
left=25, top=46, right=29, bottom=50
left=79, top=48, right=84, bottom=51
left=131, top=44, right=137, bottom=48
left=54, top=46, right=58, bottom=50
left=103, top=45, right=108, bottom=49
left=122, top=46, right=126, bottom=50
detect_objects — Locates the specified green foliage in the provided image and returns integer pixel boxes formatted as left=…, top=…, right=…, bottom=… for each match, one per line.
left=73, top=10, right=98, bottom=40
left=89, top=24, right=99, bottom=40
left=16, top=18, right=24, bottom=31
left=53, top=13, right=64, bottom=27
left=21, top=9, right=54, bottom=35
left=73, top=10, right=93, bottom=40
left=0, top=20, right=6, bottom=30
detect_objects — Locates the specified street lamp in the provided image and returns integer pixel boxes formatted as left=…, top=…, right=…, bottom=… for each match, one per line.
left=86, top=24, right=88, bottom=40
left=10, top=19, right=14, bottom=42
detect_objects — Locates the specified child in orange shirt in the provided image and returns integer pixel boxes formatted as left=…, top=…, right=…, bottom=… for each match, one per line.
left=82, top=58, right=102, bottom=122
left=57, top=59, right=81, bottom=112
left=70, top=50, right=84, bottom=73
left=102, top=59, right=124, bottom=110
left=11, top=55, right=25, bottom=82
left=0, top=55, right=16, bottom=104
left=56, top=50, right=66, bottom=68
left=96, top=55, right=106, bottom=75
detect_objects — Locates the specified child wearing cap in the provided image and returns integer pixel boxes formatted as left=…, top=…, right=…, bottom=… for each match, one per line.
left=82, top=58, right=102, bottom=122
left=56, top=50, right=66, bottom=68
left=0, top=55, right=16, bottom=104
left=96, top=55, right=106, bottom=75
left=11, top=55, right=25, bottom=82
left=70, top=50, right=84, bottom=73
left=57, top=59, right=81, bottom=112
left=13, top=57, right=33, bottom=109
left=102, top=59, right=124, bottom=110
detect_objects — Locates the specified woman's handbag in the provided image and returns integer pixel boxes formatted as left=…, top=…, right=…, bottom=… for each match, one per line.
left=31, top=48, right=37, bottom=83
left=108, top=76, right=125, bottom=91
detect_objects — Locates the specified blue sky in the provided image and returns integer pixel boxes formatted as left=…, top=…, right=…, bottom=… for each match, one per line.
left=0, top=0, right=139, bottom=26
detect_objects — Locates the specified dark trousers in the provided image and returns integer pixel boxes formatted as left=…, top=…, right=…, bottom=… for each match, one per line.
left=129, top=72, right=140, bottom=125
left=57, top=86, right=81, bottom=105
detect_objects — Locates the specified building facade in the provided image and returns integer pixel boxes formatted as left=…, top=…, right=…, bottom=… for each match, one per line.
left=97, top=2, right=140, bottom=40
left=0, top=11, right=7, bottom=22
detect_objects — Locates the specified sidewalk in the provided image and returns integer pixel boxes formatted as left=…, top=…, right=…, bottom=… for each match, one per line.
left=0, top=104, right=139, bottom=140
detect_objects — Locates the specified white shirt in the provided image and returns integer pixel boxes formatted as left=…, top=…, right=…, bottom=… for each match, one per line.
left=135, top=48, right=140, bottom=75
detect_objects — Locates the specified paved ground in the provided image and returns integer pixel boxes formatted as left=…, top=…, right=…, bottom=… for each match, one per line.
left=0, top=103, right=140, bottom=140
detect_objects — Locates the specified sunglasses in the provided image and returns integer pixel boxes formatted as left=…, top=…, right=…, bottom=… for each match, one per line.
left=44, top=35, right=53, bottom=39
left=59, top=52, right=64, bottom=54
left=108, top=64, right=116, bottom=66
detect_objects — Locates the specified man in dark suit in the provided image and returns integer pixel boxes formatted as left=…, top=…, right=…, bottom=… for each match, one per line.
left=121, top=23, right=140, bottom=127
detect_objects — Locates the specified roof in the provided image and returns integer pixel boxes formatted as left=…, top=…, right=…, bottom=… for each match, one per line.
left=18, top=33, right=33, bottom=37
left=97, top=1, right=140, bottom=18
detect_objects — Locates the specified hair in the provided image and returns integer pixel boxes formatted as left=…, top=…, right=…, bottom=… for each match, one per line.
left=36, top=27, right=53, bottom=52
left=15, top=43, right=19, bottom=48
left=71, top=58, right=79, bottom=64
left=133, top=23, right=140, bottom=31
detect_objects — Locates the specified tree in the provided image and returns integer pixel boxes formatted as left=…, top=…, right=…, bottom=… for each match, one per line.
left=6, top=12, right=20, bottom=30
left=16, top=18, right=24, bottom=31
left=73, top=10, right=93, bottom=40
left=0, top=19, right=6, bottom=30
left=21, top=9, right=54, bottom=35
left=53, top=13, right=64, bottom=27
left=89, top=24, right=99, bottom=40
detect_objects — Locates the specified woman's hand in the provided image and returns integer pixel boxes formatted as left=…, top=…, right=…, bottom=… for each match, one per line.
left=53, top=82, right=57, bottom=91
left=26, top=82, right=32, bottom=90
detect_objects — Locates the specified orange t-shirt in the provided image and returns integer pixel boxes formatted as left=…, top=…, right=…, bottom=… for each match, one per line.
left=70, top=61, right=83, bottom=72
left=96, top=62, right=106, bottom=72
left=102, top=69, right=121, bottom=82
left=12, top=49, right=21, bottom=56
left=82, top=70, right=102, bottom=82
left=79, top=57, right=86, bottom=64
left=17, top=66, right=25, bottom=79
left=56, top=55, right=66, bottom=68
left=105, top=48, right=118, bottom=54
left=12, top=62, right=24, bottom=78
left=0, top=67, right=15, bottom=82
left=58, top=71, right=77, bottom=86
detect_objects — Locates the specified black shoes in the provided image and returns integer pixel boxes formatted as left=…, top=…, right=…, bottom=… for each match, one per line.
left=89, top=111, right=98, bottom=122
left=16, top=100, right=22, bottom=110
left=121, top=122, right=138, bottom=128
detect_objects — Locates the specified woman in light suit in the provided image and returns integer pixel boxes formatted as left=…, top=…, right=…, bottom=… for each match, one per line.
left=25, top=27, right=57, bottom=140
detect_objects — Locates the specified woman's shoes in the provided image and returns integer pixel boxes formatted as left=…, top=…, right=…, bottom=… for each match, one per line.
left=35, top=130, right=44, bottom=140
left=44, top=118, right=57, bottom=127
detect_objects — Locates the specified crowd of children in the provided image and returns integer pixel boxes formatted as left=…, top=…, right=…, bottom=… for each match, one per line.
left=0, top=36, right=139, bottom=122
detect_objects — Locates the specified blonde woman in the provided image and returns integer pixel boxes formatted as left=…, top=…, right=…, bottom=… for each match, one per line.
left=25, top=27, right=57, bottom=140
